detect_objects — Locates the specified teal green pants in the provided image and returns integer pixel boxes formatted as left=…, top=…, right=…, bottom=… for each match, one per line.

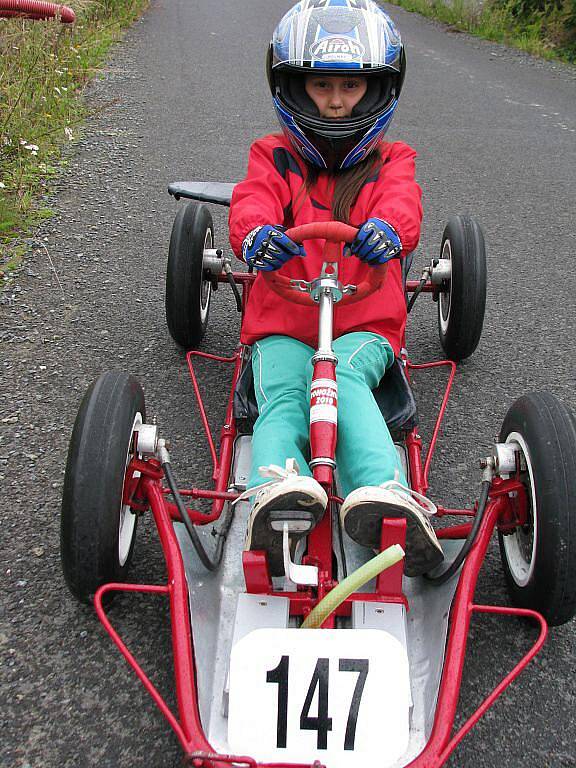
left=249, top=332, right=407, bottom=497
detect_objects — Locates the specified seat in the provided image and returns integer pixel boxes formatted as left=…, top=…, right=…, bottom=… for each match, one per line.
left=168, top=181, right=236, bottom=206
left=233, top=350, right=417, bottom=439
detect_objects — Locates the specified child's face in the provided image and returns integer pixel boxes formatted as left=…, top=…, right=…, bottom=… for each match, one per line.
left=304, top=75, right=368, bottom=119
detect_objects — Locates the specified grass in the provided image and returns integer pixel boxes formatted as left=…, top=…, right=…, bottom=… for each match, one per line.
left=0, top=0, right=149, bottom=275
left=387, top=0, right=576, bottom=63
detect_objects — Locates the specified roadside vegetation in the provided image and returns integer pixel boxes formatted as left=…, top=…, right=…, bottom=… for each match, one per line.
left=388, top=0, right=576, bottom=62
left=0, top=0, right=148, bottom=276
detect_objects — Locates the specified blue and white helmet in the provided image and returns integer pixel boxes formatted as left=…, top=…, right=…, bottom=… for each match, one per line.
left=266, top=0, right=406, bottom=171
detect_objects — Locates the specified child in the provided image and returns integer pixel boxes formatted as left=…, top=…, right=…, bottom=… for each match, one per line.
left=229, top=0, right=444, bottom=578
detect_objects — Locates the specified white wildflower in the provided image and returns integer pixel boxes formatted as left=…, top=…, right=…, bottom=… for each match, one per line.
left=64, top=127, right=74, bottom=141
left=25, top=144, right=39, bottom=152
left=0, top=182, right=6, bottom=189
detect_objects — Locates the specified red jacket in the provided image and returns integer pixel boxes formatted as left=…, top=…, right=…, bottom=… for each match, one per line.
left=229, top=134, right=422, bottom=356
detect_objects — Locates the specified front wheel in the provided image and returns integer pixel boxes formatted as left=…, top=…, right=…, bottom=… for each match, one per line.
left=437, top=215, right=486, bottom=361
left=60, top=372, right=145, bottom=603
left=498, top=391, right=576, bottom=626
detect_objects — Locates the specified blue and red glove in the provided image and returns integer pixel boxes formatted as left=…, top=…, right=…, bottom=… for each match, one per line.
left=349, top=218, right=402, bottom=265
left=242, top=225, right=304, bottom=271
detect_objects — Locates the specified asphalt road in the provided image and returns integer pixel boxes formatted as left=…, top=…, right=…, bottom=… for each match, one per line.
left=1, top=1, right=575, bottom=767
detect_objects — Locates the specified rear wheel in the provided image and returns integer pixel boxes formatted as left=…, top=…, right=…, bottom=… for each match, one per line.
left=498, top=391, right=576, bottom=626
left=166, top=201, right=213, bottom=349
left=437, top=215, right=486, bottom=361
left=61, top=372, right=145, bottom=603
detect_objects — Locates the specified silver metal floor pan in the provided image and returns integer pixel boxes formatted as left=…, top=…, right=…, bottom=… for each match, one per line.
left=174, top=436, right=462, bottom=766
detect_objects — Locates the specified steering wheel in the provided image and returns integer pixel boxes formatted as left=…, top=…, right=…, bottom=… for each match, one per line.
left=262, top=221, right=389, bottom=306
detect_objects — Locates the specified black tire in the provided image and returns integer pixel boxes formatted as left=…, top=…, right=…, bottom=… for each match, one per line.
left=498, top=391, right=576, bottom=626
left=166, top=201, right=213, bottom=349
left=61, top=372, right=145, bottom=603
left=437, top=215, right=486, bottom=361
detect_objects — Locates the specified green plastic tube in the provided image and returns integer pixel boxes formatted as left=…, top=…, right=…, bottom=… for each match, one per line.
left=301, top=544, right=405, bottom=629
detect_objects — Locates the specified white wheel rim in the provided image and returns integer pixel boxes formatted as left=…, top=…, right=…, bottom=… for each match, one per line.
left=502, top=431, right=538, bottom=587
left=118, top=411, right=142, bottom=566
left=200, top=228, right=213, bottom=324
left=439, top=239, right=452, bottom=335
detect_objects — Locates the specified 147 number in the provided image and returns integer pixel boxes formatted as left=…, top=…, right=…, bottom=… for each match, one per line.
left=266, top=656, right=369, bottom=751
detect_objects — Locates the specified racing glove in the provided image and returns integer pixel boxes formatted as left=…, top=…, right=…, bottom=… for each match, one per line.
left=350, top=218, right=402, bottom=266
left=242, top=225, right=304, bottom=272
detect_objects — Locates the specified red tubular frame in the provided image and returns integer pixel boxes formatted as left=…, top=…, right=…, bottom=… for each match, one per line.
left=406, top=359, right=457, bottom=496
left=94, top=269, right=548, bottom=767
left=185, top=348, right=242, bottom=520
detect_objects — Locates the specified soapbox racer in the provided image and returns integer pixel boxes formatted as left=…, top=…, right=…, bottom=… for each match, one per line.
left=60, top=180, right=576, bottom=768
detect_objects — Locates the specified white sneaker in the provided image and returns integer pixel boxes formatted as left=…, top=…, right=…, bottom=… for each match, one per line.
left=341, top=479, right=444, bottom=577
left=239, top=459, right=328, bottom=576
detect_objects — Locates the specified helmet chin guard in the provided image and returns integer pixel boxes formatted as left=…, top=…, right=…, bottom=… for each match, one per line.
left=267, top=0, right=406, bottom=171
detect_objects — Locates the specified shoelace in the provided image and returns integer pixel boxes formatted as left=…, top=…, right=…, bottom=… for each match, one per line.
left=233, top=458, right=301, bottom=505
left=380, top=473, right=437, bottom=517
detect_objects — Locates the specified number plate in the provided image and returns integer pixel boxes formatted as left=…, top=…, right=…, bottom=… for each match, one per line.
left=228, top=628, right=411, bottom=767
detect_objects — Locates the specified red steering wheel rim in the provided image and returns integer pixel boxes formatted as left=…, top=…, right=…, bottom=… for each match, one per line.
left=262, top=220, right=388, bottom=306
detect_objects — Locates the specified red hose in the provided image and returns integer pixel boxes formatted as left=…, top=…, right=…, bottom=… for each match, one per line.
left=0, top=1, right=75, bottom=22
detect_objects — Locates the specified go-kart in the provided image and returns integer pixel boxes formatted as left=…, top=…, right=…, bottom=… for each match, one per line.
left=60, top=180, right=576, bottom=767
